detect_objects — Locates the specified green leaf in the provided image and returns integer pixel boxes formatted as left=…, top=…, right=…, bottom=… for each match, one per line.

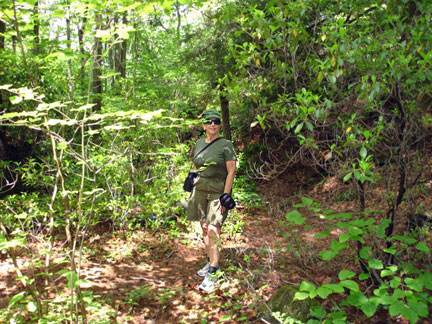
left=314, top=231, right=330, bottom=238
left=294, top=122, right=304, bottom=134
left=360, top=146, right=367, bottom=159
left=346, top=291, right=368, bottom=308
left=380, top=270, right=394, bottom=277
left=415, top=242, right=430, bottom=253
left=340, top=280, right=359, bottom=292
left=57, top=141, right=68, bottom=150
left=419, top=273, right=432, bottom=290
left=347, top=226, right=362, bottom=236
left=285, top=210, right=306, bottom=225
left=405, top=237, right=417, bottom=245
left=359, top=246, right=371, bottom=259
left=294, top=292, right=310, bottom=300
left=10, top=96, right=23, bottom=104
left=8, top=292, right=25, bottom=308
left=329, top=74, right=336, bottom=84
left=320, top=249, right=336, bottom=261
left=389, top=301, right=406, bottom=317
left=402, top=307, right=419, bottom=324
left=306, top=320, right=320, bottom=324
left=331, top=240, right=348, bottom=251
left=300, top=281, right=316, bottom=292
left=404, top=278, right=424, bottom=292
left=393, top=289, right=404, bottom=299
left=408, top=300, right=428, bottom=318
left=316, top=286, right=333, bottom=299
left=390, top=277, right=402, bottom=289
left=361, top=302, right=377, bottom=317
left=353, top=170, right=361, bottom=180
left=383, top=247, right=397, bottom=254
left=338, top=270, right=356, bottom=280
left=309, top=306, right=326, bottom=319
left=339, top=233, right=350, bottom=243
left=377, top=219, right=391, bottom=238
left=377, top=294, right=397, bottom=305
left=368, top=259, right=383, bottom=270
left=219, top=314, right=232, bottom=322
left=306, top=121, right=314, bottom=131
left=322, top=283, right=344, bottom=293
left=343, top=172, right=352, bottom=182
left=301, top=196, right=313, bottom=206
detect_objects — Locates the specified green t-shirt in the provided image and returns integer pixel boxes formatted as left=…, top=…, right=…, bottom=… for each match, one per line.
left=193, top=137, right=237, bottom=179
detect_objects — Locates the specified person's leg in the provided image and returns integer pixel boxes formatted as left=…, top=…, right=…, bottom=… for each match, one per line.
left=200, top=221, right=209, bottom=255
left=199, top=222, right=221, bottom=267
left=198, top=194, right=226, bottom=291
left=207, top=224, right=221, bottom=267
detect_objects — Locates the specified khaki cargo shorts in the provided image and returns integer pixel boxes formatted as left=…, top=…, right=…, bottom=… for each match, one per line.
left=187, top=177, right=228, bottom=227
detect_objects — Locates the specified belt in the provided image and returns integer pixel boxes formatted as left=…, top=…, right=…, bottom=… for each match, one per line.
left=198, top=175, right=226, bottom=180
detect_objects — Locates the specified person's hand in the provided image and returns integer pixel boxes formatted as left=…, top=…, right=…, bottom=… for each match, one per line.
left=220, top=193, right=236, bottom=210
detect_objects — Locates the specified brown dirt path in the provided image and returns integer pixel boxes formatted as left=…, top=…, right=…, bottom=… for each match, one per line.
left=0, top=207, right=289, bottom=324
left=2, top=165, right=432, bottom=323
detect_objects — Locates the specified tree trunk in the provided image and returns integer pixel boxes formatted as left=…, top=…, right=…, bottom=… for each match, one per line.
left=119, top=13, right=127, bottom=79
left=0, top=18, right=5, bottom=107
left=220, top=93, right=231, bottom=140
left=78, top=18, right=86, bottom=56
left=219, top=83, right=231, bottom=140
left=92, top=16, right=103, bottom=112
left=175, top=0, right=181, bottom=37
left=12, top=35, right=16, bottom=54
left=0, top=18, right=5, bottom=50
left=385, top=94, right=407, bottom=265
left=33, top=1, right=40, bottom=56
left=108, top=41, right=114, bottom=86
left=13, top=0, right=35, bottom=86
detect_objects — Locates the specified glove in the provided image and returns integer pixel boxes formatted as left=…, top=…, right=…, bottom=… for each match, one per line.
left=220, top=193, right=236, bottom=210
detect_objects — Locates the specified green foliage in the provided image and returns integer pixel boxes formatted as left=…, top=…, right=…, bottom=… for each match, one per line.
left=214, top=0, right=432, bottom=185
left=122, top=286, right=152, bottom=313
left=223, top=210, right=244, bottom=238
left=285, top=198, right=432, bottom=324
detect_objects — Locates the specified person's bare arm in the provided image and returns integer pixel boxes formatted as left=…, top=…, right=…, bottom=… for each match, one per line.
left=224, top=160, right=236, bottom=194
left=221, top=160, right=236, bottom=213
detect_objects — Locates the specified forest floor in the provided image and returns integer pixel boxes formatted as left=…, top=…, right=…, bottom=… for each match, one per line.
left=1, top=166, right=432, bottom=324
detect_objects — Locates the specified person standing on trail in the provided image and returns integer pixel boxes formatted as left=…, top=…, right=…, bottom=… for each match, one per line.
left=187, top=109, right=237, bottom=292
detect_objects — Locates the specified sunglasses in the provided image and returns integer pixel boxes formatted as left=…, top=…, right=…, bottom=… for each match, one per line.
left=203, top=118, right=221, bottom=125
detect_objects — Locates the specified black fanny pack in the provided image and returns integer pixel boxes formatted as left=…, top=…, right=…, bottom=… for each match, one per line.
left=183, top=171, right=198, bottom=192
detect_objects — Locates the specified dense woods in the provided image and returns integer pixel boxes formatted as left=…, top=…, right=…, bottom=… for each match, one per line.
left=1, top=0, right=431, bottom=323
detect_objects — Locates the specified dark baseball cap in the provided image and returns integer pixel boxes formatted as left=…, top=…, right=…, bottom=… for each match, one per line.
left=201, top=109, right=222, bottom=120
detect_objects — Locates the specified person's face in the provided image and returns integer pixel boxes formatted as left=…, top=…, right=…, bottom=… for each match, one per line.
left=203, top=118, right=221, bottom=135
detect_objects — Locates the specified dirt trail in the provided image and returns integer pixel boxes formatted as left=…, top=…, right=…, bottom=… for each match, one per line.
left=3, top=165, right=432, bottom=323
left=0, top=207, right=288, bottom=323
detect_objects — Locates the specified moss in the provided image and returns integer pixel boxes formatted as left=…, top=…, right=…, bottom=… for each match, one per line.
left=259, top=285, right=319, bottom=324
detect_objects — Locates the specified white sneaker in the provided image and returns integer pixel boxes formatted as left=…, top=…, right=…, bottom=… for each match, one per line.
left=198, top=271, right=220, bottom=292
left=196, top=262, right=210, bottom=277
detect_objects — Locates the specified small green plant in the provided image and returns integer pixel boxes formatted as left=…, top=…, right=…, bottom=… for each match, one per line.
left=233, top=174, right=264, bottom=208
left=223, top=210, right=244, bottom=238
left=284, top=197, right=432, bottom=324
left=123, top=286, right=152, bottom=313
left=156, top=287, right=182, bottom=309
left=272, top=312, right=306, bottom=324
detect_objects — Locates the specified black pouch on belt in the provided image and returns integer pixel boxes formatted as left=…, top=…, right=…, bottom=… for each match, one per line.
left=183, top=171, right=198, bottom=192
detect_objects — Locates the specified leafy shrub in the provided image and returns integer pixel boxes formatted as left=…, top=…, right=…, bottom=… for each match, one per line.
left=285, top=197, right=432, bottom=324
